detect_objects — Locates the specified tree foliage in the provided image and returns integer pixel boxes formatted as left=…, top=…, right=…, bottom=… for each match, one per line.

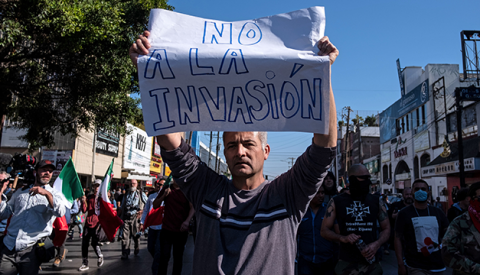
left=364, top=115, right=378, bottom=126
left=0, top=0, right=173, bottom=150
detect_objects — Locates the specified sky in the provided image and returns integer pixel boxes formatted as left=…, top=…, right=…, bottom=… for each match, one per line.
left=158, top=0, right=480, bottom=177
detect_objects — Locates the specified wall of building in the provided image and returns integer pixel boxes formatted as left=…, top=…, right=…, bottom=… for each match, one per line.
left=73, top=129, right=124, bottom=182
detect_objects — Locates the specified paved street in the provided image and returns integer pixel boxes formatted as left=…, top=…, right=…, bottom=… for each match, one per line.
left=38, top=234, right=452, bottom=274
left=39, top=234, right=194, bottom=275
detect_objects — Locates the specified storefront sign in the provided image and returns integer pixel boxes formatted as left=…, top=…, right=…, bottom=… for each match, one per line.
left=394, top=147, right=408, bottom=158
left=379, top=80, right=429, bottom=144
left=421, top=157, right=478, bottom=177
left=123, top=124, right=153, bottom=176
left=365, top=159, right=379, bottom=174
left=414, top=130, right=430, bottom=152
left=96, top=128, right=120, bottom=157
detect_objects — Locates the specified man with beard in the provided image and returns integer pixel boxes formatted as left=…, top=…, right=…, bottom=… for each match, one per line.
left=0, top=160, right=67, bottom=274
left=321, top=164, right=390, bottom=275
left=120, top=179, right=147, bottom=259
left=297, top=185, right=338, bottom=275
left=394, top=179, right=449, bottom=275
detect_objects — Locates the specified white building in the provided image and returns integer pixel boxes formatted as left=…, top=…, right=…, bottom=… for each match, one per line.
left=379, top=64, right=479, bottom=206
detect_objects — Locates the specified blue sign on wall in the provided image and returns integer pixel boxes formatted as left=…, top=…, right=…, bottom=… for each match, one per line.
left=379, top=79, right=429, bottom=144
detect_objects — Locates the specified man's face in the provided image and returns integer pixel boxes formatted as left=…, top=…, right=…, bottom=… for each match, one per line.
left=36, top=167, right=53, bottom=185
left=311, top=186, right=325, bottom=206
left=130, top=179, right=138, bottom=189
left=413, top=182, right=428, bottom=193
left=223, top=132, right=270, bottom=178
left=94, top=185, right=100, bottom=194
left=324, top=176, right=334, bottom=188
left=155, top=180, right=165, bottom=192
left=403, top=188, right=414, bottom=205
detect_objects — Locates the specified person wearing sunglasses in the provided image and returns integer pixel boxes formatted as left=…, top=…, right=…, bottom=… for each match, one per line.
left=394, top=179, right=449, bottom=275
left=0, top=160, right=67, bottom=274
left=321, top=164, right=390, bottom=275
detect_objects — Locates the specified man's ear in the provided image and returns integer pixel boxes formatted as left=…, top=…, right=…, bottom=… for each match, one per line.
left=264, top=144, right=271, bottom=160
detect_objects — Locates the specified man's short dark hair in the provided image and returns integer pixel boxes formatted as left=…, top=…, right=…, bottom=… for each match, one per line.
left=412, top=179, right=429, bottom=190
left=468, top=182, right=480, bottom=198
left=457, top=188, right=469, bottom=202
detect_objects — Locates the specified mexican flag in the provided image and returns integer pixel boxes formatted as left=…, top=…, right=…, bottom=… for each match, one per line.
left=142, top=206, right=164, bottom=231
left=53, top=157, right=84, bottom=208
left=142, top=175, right=172, bottom=231
left=52, top=157, right=83, bottom=247
left=96, top=159, right=123, bottom=242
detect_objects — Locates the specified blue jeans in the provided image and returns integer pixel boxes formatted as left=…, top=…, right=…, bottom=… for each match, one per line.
left=147, top=228, right=161, bottom=275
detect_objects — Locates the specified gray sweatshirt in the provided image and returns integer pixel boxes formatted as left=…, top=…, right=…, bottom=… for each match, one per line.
left=161, top=139, right=335, bottom=275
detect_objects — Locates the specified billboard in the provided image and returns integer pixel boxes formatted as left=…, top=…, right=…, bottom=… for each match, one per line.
left=379, top=79, right=429, bottom=144
left=96, top=128, right=120, bottom=157
left=123, top=124, right=152, bottom=176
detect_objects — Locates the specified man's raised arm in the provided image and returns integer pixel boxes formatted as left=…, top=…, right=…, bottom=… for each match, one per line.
left=129, top=31, right=184, bottom=151
left=313, top=36, right=338, bottom=148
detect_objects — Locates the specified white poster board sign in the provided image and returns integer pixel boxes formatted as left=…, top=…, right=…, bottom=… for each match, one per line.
left=123, top=123, right=153, bottom=175
left=138, top=7, right=330, bottom=136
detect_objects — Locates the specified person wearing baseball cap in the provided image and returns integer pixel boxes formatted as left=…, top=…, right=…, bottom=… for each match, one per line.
left=0, top=159, right=67, bottom=274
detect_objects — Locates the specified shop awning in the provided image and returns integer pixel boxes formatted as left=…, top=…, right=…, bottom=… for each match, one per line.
left=421, top=136, right=480, bottom=177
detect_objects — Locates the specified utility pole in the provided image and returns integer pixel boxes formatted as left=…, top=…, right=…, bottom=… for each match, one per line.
left=90, top=128, right=97, bottom=189
left=455, top=88, right=466, bottom=188
left=286, top=157, right=296, bottom=169
left=208, top=131, right=213, bottom=169
left=344, top=107, right=352, bottom=178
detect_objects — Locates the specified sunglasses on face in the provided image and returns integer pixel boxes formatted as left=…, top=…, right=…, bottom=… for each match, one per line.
left=355, top=175, right=371, bottom=180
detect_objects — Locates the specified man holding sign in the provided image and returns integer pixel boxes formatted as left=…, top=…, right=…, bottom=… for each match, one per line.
left=130, top=7, right=338, bottom=275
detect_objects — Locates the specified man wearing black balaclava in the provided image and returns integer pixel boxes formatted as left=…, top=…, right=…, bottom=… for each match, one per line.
left=321, top=164, right=390, bottom=275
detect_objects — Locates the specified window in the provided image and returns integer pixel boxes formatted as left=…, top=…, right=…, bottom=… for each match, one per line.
left=412, top=109, right=417, bottom=129
left=420, top=154, right=430, bottom=167
left=421, top=105, right=426, bottom=125
left=447, top=104, right=477, bottom=133
left=406, top=114, right=410, bottom=132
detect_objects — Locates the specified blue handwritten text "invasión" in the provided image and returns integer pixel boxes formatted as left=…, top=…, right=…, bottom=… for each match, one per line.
left=148, top=78, right=323, bottom=131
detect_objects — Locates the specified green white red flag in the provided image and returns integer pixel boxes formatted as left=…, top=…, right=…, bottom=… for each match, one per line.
left=96, top=159, right=123, bottom=242
left=52, top=157, right=83, bottom=247
left=53, top=157, right=84, bottom=208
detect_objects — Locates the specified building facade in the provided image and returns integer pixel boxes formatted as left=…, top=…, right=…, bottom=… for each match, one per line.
left=379, top=64, right=479, bottom=205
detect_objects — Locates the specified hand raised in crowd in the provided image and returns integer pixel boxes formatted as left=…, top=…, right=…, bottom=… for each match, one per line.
left=340, top=233, right=361, bottom=244
left=129, top=30, right=151, bottom=68
left=163, top=187, right=171, bottom=197
left=317, top=36, right=339, bottom=65
left=1, top=179, right=9, bottom=194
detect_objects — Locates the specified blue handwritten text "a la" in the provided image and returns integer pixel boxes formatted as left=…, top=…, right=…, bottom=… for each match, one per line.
left=203, top=21, right=262, bottom=45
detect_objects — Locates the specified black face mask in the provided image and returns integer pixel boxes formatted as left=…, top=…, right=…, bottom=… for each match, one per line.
left=349, top=175, right=371, bottom=198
